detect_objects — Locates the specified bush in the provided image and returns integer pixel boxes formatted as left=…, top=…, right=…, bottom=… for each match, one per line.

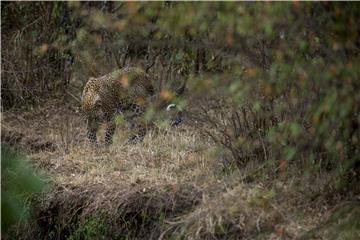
left=1, top=146, right=46, bottom=234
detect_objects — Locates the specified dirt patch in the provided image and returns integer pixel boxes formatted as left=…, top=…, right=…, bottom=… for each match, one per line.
left=1, top=129, right=56, bottom=153
left=1, top=99, right=86, bottom=153
left=18, top=183, right=202, bottom=240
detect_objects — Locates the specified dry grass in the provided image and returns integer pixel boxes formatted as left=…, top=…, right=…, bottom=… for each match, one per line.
left=2, top=99, right=351, bottom=240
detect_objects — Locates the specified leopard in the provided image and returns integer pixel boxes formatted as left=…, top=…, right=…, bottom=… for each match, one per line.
left=81, top=67, right=184, bottom=145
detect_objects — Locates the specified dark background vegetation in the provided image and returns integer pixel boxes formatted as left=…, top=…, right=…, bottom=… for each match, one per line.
left=1, top=1, right=359, bottom=239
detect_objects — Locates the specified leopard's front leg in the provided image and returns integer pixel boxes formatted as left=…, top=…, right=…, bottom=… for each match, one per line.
left=104, top=114, right=116, bottom=145
left=128, top=120, right=147, bottom=143
left=105, top=122, right=116, bottom=145
left=127, top=103, right=147, bottom=143
left=87, top=117, right=99, bottom=144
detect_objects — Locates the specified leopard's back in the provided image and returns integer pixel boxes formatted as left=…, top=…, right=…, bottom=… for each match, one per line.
left=81, top=67, right=155, bottom=119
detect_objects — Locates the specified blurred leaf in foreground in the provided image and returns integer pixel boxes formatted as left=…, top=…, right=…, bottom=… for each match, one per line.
left=1, top=146, right=46, bottom=234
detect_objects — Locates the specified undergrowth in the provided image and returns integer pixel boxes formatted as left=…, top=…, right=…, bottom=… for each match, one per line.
left=2, top=100, right=359, bottom=240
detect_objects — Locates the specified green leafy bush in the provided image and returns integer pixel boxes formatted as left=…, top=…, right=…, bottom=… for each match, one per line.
left=1, top=146, right=46, bottom=234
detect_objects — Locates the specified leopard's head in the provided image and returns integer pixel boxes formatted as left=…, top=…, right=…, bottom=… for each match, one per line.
left=80, top=93, right=104, bottom=121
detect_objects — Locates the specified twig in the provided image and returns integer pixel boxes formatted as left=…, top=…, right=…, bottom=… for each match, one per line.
left=65, top=89, right=81, bottom=103
left=257, top=131, right=268, bottom=161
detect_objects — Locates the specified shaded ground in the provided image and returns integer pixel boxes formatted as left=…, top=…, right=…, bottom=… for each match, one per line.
left=2, top=99, right=359, bottom=239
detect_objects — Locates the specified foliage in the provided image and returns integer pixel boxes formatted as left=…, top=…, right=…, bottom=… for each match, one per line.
left=1, top=1, right=360, bottom=239
left=1, top=146, right=46, bottom=234
left=1, top=2, right=74, bottom=108
left=67, top=218, right=106, bottom=240
left=302, top=201, right=360, bottom=240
